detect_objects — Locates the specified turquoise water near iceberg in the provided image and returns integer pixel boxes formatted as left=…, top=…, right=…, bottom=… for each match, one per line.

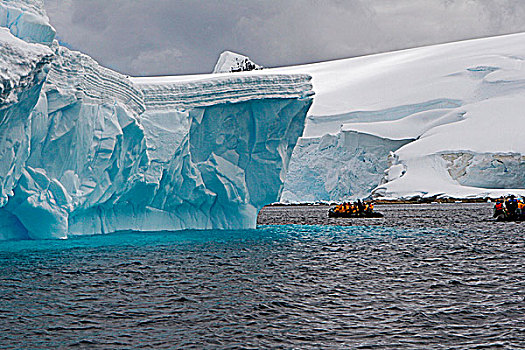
left=0, top=224, right=436, bottom=253
left=0, top=222, right=523, bottom=349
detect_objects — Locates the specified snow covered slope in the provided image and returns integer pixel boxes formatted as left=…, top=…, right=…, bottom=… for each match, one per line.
left=0, top=2, right=313, bottom=239
left=265, top=33, right=525, bottom=201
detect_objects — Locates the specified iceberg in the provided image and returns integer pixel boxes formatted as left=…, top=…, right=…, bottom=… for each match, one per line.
left=0, top=2, right=313, bottom=239
left=213, top=51, right=263, bottom=74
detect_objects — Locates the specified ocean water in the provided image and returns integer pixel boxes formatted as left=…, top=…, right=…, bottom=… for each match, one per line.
left=1, top=206, right=524, bottom=349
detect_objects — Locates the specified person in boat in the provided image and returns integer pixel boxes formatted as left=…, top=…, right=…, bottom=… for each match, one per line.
left=506, top=195, right=518, bottom=218
left=494, top=198, right=504, bottom=210
left=329, top=200, right=380, bottom=218
left=516, top=198, right=525, bottom=217
left=493, top=197, right=505, bottom=219
left=356, top=199, right=364, bottom=214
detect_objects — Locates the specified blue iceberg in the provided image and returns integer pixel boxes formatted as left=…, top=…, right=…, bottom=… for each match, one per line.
left=0, top=2, right=313, bottom=239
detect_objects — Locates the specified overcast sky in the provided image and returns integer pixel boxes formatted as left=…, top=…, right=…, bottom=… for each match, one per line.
left=43, top=0, right=525, bottom=76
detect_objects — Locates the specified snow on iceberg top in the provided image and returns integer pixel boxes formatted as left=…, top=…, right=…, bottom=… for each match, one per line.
left=132, top=73, right=313, bottom=111
left=0, top=27, right=52, bottom=105
left=46, top=45, right=312, bottom=116
left=0, top=0, right=55, bottom=44
left=213, top=51, right=263, bottom=74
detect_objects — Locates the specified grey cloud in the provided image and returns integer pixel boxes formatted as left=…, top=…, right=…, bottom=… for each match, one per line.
left=43, top=0, right=525, bottom=76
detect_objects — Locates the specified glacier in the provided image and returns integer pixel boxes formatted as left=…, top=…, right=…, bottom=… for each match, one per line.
left=266, top=33, right=525, bottom=202
left=281, top=131, right=411, bottom=202
left=0, top=2, right=313, bottom=240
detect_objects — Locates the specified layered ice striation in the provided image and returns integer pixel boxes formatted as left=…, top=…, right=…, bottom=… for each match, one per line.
left=0, top=2, right=313, bottom=239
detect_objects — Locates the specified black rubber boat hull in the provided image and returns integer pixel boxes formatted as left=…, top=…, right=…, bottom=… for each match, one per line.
left=494, top=210, right=525, bottom=221
left=328, top=211, right=384, bottom=218
left=494, top=215, right=525, bottom=222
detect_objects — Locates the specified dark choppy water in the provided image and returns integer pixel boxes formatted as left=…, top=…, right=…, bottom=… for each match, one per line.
left=1, top=204, right=524, bottom=349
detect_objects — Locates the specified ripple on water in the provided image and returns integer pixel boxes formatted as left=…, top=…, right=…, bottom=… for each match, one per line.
left=0, top=205, right=524, bottom=349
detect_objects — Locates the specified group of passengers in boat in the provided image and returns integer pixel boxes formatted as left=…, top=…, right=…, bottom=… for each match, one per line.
left=493, top=195, right=525, bottom=220
left=332, top=199, right=374, bottom=216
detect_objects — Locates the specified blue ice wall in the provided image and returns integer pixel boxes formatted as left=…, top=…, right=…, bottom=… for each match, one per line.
left=0, top=43, right=313, bottom=239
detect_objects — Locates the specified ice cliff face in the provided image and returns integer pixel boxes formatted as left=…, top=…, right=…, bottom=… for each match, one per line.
left=281, top=131, right=411, bottom=202
left=64, top=74, right=311, bottom=238
left=0, top=3, right=313, bottom=239
left=0, top=28, right=52, bottom=208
